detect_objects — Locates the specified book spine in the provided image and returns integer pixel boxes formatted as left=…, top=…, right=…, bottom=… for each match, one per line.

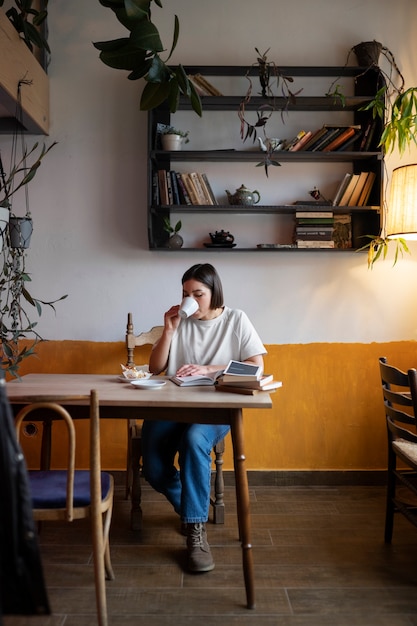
left=170, top=171, right=181, bottom=205
left=295, top=211, right=334, bottom=218
left=158, top=170, right=169, bottom=206
left=363, top=119, right=378, bottom=151
left=152, top=171, right=160, bottom=205
left=297, top=240, right=335, bottom=248
left=201, top=173, right=218, bottom=205
left=332, top=173, right=352, bottom=206
left=357, top=172, right=376, bottom=206
left=322, top=127, right=356, bottom=152
left=187, top=74, right=209, bottom=96
left=193, top=73, right=223, bottom=96
left=285, top=130, right=307, bottom=151
left=347, top=171, right=369, bottom=207
left=288, top=130, right=313, bottom=152
left=304, top=127, right=328, bottom=151
left=181, top=173, right=199, bottom=205
left=175, top=173, right=192, bottom=205
left=338, top=174, right=360, bottom=206
left=166, top=170, right=173, bottom=205
left=196, top=173, right=214, bottom=205
left=310, top=127, right=342, bottom=151
left=332, top=214, right=352, bottom=249
left=189, top=172, right=207, bottom=205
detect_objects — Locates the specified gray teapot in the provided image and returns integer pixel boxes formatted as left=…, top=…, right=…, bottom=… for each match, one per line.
left=225, top=184, right=261, bottom=206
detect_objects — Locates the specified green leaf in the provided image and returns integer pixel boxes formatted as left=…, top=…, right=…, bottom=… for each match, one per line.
left=146, top=54, right=171, bottom=83
left=165, top=14, right=179, bottom=62
left=130, top=19, right=163, bottom=53
left=140, top=80, right=171, bottom=110
left=98, top=41, right=147, bottom=71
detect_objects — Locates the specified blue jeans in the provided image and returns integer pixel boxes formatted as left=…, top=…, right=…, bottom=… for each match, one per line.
left=141, top=420, right=230, bottom=523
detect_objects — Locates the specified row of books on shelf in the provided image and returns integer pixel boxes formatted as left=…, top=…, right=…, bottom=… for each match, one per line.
left=295, top=211, right=352, bottom=249
left=155, top=170, right=218, bottom=206
left=282, top=120, right=378, bottom=153
left=332, top=170, right=376, bottom=206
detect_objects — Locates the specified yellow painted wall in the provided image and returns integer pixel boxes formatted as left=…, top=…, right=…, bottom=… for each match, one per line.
left=10, top=340, right=417, bottom=471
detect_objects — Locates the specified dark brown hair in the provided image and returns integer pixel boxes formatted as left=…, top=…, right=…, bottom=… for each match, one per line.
left=181, top=264, right=224, bottom=309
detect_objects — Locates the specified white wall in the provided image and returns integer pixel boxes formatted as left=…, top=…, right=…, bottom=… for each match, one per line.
left=3, top=0, right=417, bottom=345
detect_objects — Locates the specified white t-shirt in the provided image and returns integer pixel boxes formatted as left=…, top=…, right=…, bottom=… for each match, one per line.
left=166, top=305, right=266, bottom=376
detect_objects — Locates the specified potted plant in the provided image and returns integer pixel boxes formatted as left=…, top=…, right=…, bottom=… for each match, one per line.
left=163, top=217, right=183, bottom=249
left=159, top=125, right=189, bottom=151
left=0, top=140, right=56, bottom=248
left=340, top=42, right=417, bottom=267
left=327, top=41, right=416, bottom=156
left=0, top=140, right=66, bottom=377
left=94, top=0, right=202, bottom=117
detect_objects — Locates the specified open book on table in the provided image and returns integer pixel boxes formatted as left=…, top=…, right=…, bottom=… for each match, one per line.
left=170, top=370, right=223, bottom=387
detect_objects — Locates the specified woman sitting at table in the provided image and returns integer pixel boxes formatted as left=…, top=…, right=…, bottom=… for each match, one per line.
left=142, top=263, right=266, bottom=573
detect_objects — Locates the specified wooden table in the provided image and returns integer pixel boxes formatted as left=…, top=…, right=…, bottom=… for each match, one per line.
left=7, top=373, right=273, bottom=610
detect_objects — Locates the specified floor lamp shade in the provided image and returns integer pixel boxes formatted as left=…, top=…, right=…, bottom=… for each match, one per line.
left=386, top=164, right=417, bottom=240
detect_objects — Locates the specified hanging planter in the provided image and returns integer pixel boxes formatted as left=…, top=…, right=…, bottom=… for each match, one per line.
left=9, top=216, right=33, bottom=249
left=353, top=41, right=383, bottom=66
left=0, top=207, right=10, bottom=251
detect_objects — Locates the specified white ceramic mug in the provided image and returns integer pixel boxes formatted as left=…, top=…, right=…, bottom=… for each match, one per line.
left=178, top=296, right=198, bottom=319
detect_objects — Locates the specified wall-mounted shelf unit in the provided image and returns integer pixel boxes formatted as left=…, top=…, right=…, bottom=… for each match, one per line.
left=0, top=9, right=49, bottom=134
left=147, top=65, right=383, bottom=252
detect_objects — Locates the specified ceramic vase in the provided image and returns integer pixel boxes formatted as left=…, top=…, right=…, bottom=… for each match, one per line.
left=167, top=233, right=183, bottom=249
left=161, top=134, right=183, bottom=151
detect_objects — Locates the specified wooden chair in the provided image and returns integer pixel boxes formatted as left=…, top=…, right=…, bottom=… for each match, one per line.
left=14, top=390, right=114, bottom=626
left=379, top=356, right=417, bottom=543
left=125, top=311, right=226, bottom=531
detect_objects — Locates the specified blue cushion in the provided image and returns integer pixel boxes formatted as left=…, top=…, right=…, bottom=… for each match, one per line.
left=28, top=470, right=112, bottom=509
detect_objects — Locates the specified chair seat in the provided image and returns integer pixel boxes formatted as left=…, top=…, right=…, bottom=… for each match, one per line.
left=393, top=439, right=417, bottom=465
left=29, top=470, right=112, bottom=509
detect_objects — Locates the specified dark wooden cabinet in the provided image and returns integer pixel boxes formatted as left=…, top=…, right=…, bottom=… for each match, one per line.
left=147, top=65, right=382, bottom=251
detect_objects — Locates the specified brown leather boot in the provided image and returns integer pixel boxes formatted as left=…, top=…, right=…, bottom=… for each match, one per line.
left=186, top=522, right=215, bottom=573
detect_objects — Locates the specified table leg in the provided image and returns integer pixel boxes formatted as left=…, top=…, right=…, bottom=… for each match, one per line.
left=230, top=408, right=255, bottom=609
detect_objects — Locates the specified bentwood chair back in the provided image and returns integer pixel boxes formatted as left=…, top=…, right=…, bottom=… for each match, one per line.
left=379, top=356, right=417, bottom=543
left=125, top=312, right=226, bottom=530
left=14, top=390, right=114, bottom=626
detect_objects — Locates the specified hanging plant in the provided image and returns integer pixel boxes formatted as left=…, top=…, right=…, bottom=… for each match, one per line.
left=93, top=0, right=202, bottom=116
left=238, top=48, right=302, bottom=176
left=327, top=41, right=416, bottom=156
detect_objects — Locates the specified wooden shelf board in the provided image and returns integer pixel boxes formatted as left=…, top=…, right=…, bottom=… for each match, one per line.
left=0, top=9, right=49, bottom=134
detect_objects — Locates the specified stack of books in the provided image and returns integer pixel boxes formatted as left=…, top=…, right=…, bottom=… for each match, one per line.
left=285, top=125, right=362, bottom=152
left=214, top=360, right=282, bottom=395
left=295, top=211, right=335, bottom=249
left=332, top=171, right=376, bottom=207
left=216, top=372, right=282, bottom=395
left=155, top=170, right=217, bottom=206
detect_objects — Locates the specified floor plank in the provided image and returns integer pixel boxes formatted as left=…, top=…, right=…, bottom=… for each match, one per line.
left=3, top=482, right=417, bottom=626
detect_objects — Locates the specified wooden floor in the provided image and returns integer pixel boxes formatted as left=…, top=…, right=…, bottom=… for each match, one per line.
left=4, top=479, right=417, bottom=626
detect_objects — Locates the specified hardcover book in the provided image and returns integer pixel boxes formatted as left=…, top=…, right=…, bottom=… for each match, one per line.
left=348, top=171, right=370, bottom=206
left=170, top=372, right=221, bottom=386
left=221, top=360, right=263, bottom=382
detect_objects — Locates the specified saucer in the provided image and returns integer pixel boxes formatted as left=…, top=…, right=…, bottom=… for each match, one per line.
left=204, top=243, right=236, bottom=248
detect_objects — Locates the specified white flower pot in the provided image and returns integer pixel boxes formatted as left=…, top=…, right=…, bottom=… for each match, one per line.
left=161, top=134, right=183, bottom=151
